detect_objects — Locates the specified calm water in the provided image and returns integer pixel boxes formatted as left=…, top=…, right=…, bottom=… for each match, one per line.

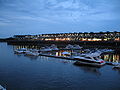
left=0, top=43, right=120, bottom=90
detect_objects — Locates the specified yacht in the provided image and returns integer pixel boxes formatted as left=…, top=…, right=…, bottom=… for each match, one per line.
left=0, top=85, right=6, bottom=90
left=25, top=51, right=39, bottom=56
left=40, top=47, right=52, bottom=52
left=73, top=45, right=82, bottom=49
left=62, top=51, right=71, bottom=55
left=106, top=61, right=119, bottom=65
left=14, top=48, right=27, bottom=54
left=14, top=49, right=24, bottom=54
left=73, top=53, right=105, bottom=67
left=99, top=49, right=114, bottom=53
left=65, top=44, right=82, bottom=50
left=65, top=44, right=74, bottom=49
left=50, top=44, right=59, bottom=51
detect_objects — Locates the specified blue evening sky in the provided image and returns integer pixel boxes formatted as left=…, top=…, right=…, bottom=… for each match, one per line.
left=0, top=0, right=120, bottom=37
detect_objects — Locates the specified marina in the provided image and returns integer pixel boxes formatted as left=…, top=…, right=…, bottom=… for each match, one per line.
left=13, top=44, right=119, bottom=68
left=0, top=42, right=120, bottom=90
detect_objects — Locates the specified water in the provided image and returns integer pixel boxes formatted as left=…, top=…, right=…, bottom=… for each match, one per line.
left=0, top=43, right=120, bottom=90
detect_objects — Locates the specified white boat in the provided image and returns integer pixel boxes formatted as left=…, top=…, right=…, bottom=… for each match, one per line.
left=73, top=45, right=82, bottom=49
left=62, top=51, right=71, bottom=55
left=40, top=47, right=52, bottom=52
left=51, top=47, right=59, bottom=51
left=65, top=44, right=82, bottom=50
left=14, top=49, right=24, bottom=54
left=25, top=51, right=39, bottom=56
left=106, top=61, right=119, bottom=65
left=23, top=50, right=31, bottom=53
left=0, top=85, right=6, bottom=90
left=14, top=48, right=27, bottom=54
left=29, top=49, right=39, bottom=52
left=100, top=49, right=114, bottom=53
left=65, top=44, right=74, bottom=49
left=50, top=44, right=59, bottom=51
left=73, top=53, right=105, bottom=67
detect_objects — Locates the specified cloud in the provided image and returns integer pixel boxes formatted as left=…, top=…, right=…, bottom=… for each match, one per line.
left=0, top=0, right=120, bottom=37
left=14, top=16, right=60, bottom=24
left=45, top=0, right=90, bottom=10
left=0, top=22, right=9, bottom=26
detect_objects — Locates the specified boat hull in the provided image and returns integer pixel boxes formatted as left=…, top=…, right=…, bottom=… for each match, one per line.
left=74, top=61, right=105, bottom=67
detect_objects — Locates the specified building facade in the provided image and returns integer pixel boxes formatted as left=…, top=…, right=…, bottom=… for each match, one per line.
left=14, top=31, right=120, bottom=41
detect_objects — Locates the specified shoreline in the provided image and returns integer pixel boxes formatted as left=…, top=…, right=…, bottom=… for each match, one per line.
left=0, top=38, right=120, bottom=52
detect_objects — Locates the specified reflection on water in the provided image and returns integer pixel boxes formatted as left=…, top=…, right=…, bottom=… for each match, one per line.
left=13, top=45, right=120, bottom=76
left=13, top=47, right=120, bottom=78
left=13, top=44, right=120, bottom=73
left=112, top=68, right=120, bottom=74
left=79, top=66, right=101, bottom=76
left=55, top=50, right=120, bottom=63
left=24, top=55, right=38, bottom=60
left=13, top=45, right=120, bottom=63
left=13, top=45, right=41, bottom=50
left=101, top=54, right=120, bottom=63
left=1, top=43, right=120, bottom=90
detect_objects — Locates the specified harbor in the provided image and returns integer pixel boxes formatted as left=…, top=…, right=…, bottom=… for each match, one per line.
left=0, top=32, right=120, bottom=89
left=13, top=44, right=120, bottom=68
left=0, top=42, right=120, bottom=90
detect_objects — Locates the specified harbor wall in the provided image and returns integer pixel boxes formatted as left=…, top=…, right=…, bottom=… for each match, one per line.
left=7, top=40, right=120, bottom=49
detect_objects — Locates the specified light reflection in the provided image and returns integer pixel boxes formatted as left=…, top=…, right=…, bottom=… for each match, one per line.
left=13, top=45, right=41, bottom=50
left=13, top=45, right=120, bottom=63
left=101, top=54, right=120, bottom=63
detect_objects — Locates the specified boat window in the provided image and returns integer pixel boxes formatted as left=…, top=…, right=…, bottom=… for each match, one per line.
left=80, top=55, right=85, bottom=57
left=93, top=57, right=98, bottom=60
left=85, top=57, right=91, bottom=59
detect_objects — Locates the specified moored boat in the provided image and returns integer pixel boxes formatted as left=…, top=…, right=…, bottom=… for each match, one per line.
left=40, top=47, right=52, bottom=52
left=14, top=48, right=27, bottom=54
left=25, top=51, right=39, bottom=56
left=106, top=61, right=119, bottom=65
left=50, top=44, right=59, bottom=51
left=73, top=53, right=105, bottom=67
left=62, top=51, right=71, bottom=56
left=73, top=45, right=82, bottom=49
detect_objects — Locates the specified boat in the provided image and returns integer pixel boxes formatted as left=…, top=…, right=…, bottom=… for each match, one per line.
left=29, top=49, right=39, bottom=52
left=73, top=53, right=105, bottom=67
left=65, top=44, right=74, bottom=49
left=106, top=61, right=119, bottom=65
left=73, top=45, right=82, bottom=49
left=0, top=85, right=6, bottom=90
left=100, top=49, right=114, bottom=53
left=62, top=51, right=71, bottom=55
left=65, top=44, right=82, bottom=50
left=14, top=48, right=27, bottom=54
left=40, top=47, right=52, bottom=52
left=25, top=51, right=39, bottom=56
left=50, top=44, right=59, bottom=51
left=14, top=49, right=24, bottom=54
